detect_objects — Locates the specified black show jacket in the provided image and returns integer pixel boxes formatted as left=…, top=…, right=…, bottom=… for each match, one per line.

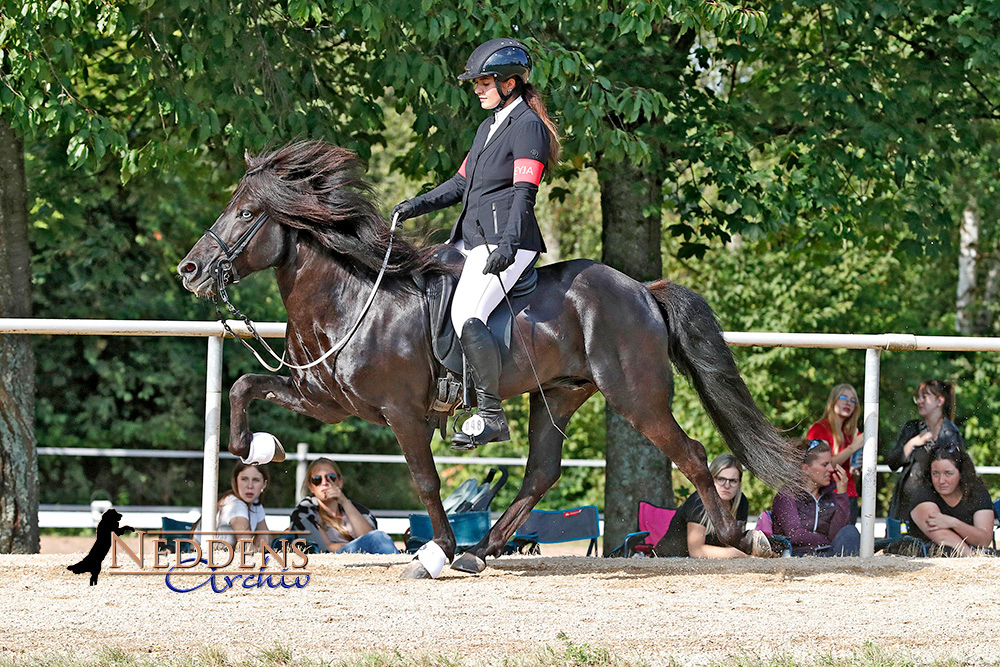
left=409, top=100, right=549, bottom=253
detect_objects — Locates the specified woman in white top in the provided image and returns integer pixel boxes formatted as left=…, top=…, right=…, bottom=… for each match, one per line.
left=216, top=462, right=271, bottom=549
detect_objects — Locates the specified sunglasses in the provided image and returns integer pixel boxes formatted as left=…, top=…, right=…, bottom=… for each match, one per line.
left=837, top=395, right=858, bottom=405
left=807, top=439, right=829, bottom=452
left=931, top=442, right=962, bottom=456
left=310, top=473, right=339, bottom=486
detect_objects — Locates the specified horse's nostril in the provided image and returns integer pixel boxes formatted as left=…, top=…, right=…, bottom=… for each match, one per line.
left=180, top=261, right=198, bottom=275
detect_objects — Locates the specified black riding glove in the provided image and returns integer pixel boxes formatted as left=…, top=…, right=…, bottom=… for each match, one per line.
left=391, top=200, right=415, bottom=223
left=483, top=243, right=516, bottom=275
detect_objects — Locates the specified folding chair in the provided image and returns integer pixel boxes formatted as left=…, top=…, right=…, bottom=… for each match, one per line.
left=606, top=501, right=676, bottom=558
left=514, top=505, right=601, bottom=556
left=161, top=516, right=200, bottom=553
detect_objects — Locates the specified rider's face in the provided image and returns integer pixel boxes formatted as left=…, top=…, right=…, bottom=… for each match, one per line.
left=474, top=76, right=513, bottom=109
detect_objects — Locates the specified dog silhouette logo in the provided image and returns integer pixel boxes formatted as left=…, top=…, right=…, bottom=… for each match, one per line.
left=66, top=508, right=134, bottom=586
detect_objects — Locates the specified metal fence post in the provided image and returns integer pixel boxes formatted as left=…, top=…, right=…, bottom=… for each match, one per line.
left=860, top=348, right=881, bottom=558
left=200, top=336, right=223, bottom=547
left=296, top=442, right=309, bottom=503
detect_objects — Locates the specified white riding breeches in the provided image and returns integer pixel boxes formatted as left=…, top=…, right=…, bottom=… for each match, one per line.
left=450, top=241, right=539, bottom=336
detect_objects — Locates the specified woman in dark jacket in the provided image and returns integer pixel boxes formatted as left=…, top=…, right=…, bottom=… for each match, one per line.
left=886, top=380, right=964, bottom=523
left=772, top=439, right=860, bottom=556
left=392, top=38, right=560, bottom=450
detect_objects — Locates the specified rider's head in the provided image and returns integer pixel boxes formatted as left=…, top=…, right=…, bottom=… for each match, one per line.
left=458, top=38, right=532, bottom=111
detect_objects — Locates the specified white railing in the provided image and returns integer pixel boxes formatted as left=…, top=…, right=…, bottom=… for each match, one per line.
left=5, top=318, right=1000, bottom=556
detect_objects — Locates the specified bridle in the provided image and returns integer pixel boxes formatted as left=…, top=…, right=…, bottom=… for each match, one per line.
left=202, top=210, right=401, bottom=372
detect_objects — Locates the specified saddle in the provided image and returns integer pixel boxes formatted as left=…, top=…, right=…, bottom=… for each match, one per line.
left=414, top=245, right=538, bottom=418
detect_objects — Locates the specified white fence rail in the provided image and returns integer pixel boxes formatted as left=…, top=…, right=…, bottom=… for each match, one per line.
left=6, top=318, right=1000, bottom=556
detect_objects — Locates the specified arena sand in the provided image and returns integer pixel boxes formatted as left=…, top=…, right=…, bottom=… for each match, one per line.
left=1, top=552, right=998, bottom=666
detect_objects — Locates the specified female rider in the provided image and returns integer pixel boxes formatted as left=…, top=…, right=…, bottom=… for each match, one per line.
left=392, top=38, right=560, bottom=449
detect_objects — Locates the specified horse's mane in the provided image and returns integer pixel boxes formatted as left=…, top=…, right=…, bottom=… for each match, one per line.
left=236, top=141, right=444, bottom=280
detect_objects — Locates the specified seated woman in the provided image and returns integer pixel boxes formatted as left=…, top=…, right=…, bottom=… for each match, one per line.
left=772, top=439, right=860, bottom=557
left=886, top=379, right=965, bottom=523
left=289, top=458, right=398, bottom=554
left=908, top=444, right=994, bottom=556
left=653, top=454, right=749, bottom=558
left=216, top=462, right=271, bottom=549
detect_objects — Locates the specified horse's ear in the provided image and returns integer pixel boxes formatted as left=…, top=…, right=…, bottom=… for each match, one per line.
left=244, top=149, right=253, bottom=168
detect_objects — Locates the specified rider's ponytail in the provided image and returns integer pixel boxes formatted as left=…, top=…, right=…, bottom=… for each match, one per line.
left=522, top=83, right=560, bottom=166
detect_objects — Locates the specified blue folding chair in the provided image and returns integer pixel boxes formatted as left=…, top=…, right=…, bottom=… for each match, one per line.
left=160, top=516, right=199, bottom=553
left=514, top=505, right=601, bottom=557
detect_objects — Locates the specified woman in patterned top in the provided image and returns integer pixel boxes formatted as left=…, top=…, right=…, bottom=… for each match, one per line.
left=289, top=458, right=397, bottom=554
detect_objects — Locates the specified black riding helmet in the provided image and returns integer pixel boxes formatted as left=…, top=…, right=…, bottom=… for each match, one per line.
left=458, top=37, right=532, bottom=88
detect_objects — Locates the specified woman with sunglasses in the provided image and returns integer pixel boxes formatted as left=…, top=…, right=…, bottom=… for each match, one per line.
left=806, top=383, right=864, bottom=522
left=653, top=454, right=750, bottom=558
left=288, top=458, right=398, bottom=554
left=886, top=380, right=964, bottom=523
left=908, top=443, right=993, bottom=556
left=771, top=438, right=860, bottom=556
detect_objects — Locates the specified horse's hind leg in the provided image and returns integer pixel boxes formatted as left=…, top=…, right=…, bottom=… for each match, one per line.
left=600, top=367, right=759, bottom=554
left=452, top=383, right=596, bottom=574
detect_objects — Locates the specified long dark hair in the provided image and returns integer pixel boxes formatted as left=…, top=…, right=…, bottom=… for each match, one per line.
left=918, top=379, right=956, bottom=421
left=238, top=142, right=444, bottom=280
left=925, top=443, right=978, bottom=497
left=521, top=82, right=560, bottom=165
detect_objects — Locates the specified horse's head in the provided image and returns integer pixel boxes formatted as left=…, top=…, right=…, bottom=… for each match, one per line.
left=177, top=151, right=296, bottom=298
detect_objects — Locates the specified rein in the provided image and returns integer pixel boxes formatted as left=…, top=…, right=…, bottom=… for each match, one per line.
left=207, top=212, right=401, bottom=372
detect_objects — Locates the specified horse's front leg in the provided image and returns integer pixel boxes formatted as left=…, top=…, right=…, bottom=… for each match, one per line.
left=453, top=384, right=595, bottom=574
left=229, top=373, right=350, bottom=462
left=388, top=416, right=456, bottom=579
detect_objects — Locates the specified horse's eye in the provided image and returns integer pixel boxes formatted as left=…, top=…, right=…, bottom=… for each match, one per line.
left=239, top=210, right=253, bottom=219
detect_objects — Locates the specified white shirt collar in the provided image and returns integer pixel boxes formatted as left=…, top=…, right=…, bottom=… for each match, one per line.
left=486, top=96, right=523, bottom=144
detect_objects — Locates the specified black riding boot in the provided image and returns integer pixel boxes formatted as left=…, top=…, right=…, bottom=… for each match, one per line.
left=452, top=318, right=510, bottom=450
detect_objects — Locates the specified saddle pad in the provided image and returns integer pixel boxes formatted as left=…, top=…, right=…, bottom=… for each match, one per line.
left=419, top=245, right=538, bottom=375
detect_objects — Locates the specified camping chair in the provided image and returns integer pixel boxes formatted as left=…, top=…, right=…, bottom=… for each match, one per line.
left=606, top=501, right=676, bottom=558
left=514, top=505, right=601, bottom=557
left=406, top=467, right=509, bottom=553
left=160, top=516, right=200, bottom=553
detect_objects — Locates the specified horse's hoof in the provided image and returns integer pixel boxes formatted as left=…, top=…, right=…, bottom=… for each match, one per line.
left=400, top=561, right=433, bottom=579
left=241, top=432, right=283, bottom=465
left=451, top=552, right=487, bottom=574
left=747, top=530, right=777, bottom=558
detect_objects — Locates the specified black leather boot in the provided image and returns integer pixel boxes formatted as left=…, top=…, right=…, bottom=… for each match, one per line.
left=452, top=318, right=510, bottom=450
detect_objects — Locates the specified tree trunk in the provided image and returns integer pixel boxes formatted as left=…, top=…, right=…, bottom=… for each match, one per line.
left=0, top=119, right=39, bottom=554
left=596, top=160, right=672, bottom=555
left=956, top=196, right=979, bottom=334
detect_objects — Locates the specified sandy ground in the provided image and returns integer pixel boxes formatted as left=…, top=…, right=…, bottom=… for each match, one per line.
left=3, top=547, right=1000, bottom=666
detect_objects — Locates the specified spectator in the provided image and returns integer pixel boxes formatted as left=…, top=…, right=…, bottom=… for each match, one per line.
left=908, top=443, right=994, bottom=556
left=289, top=458, right=398, bottom=554
left=807, top=383, right=863, bottom=522
left=886, top=380, right=964, bottom=523
left=772, top=439, right=860, bottom=556
left=216, top=462, right=271, bottom=549
left=653, top=454, right=750, bottom=558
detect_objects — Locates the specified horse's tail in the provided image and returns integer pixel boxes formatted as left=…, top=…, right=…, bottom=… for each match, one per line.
left=647, top=279, right=802, bottom=491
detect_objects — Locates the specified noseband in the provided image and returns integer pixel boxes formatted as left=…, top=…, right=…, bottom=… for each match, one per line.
left=204, top=211, right=270, bottom=285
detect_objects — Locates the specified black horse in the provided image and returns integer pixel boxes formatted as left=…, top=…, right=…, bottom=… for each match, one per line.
left=178, top=141, right=800, bottom=576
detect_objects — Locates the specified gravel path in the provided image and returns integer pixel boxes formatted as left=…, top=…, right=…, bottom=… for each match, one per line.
left=1, top=553, right=998, bottom=665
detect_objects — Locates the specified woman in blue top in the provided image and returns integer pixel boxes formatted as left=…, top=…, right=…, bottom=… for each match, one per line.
left=393, top=38, right=560, bottom=450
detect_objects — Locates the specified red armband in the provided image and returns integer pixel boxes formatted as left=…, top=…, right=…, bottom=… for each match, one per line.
left=513, top=158, right=545, bottom=186
left=458, top=153, right=469, bottom=178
